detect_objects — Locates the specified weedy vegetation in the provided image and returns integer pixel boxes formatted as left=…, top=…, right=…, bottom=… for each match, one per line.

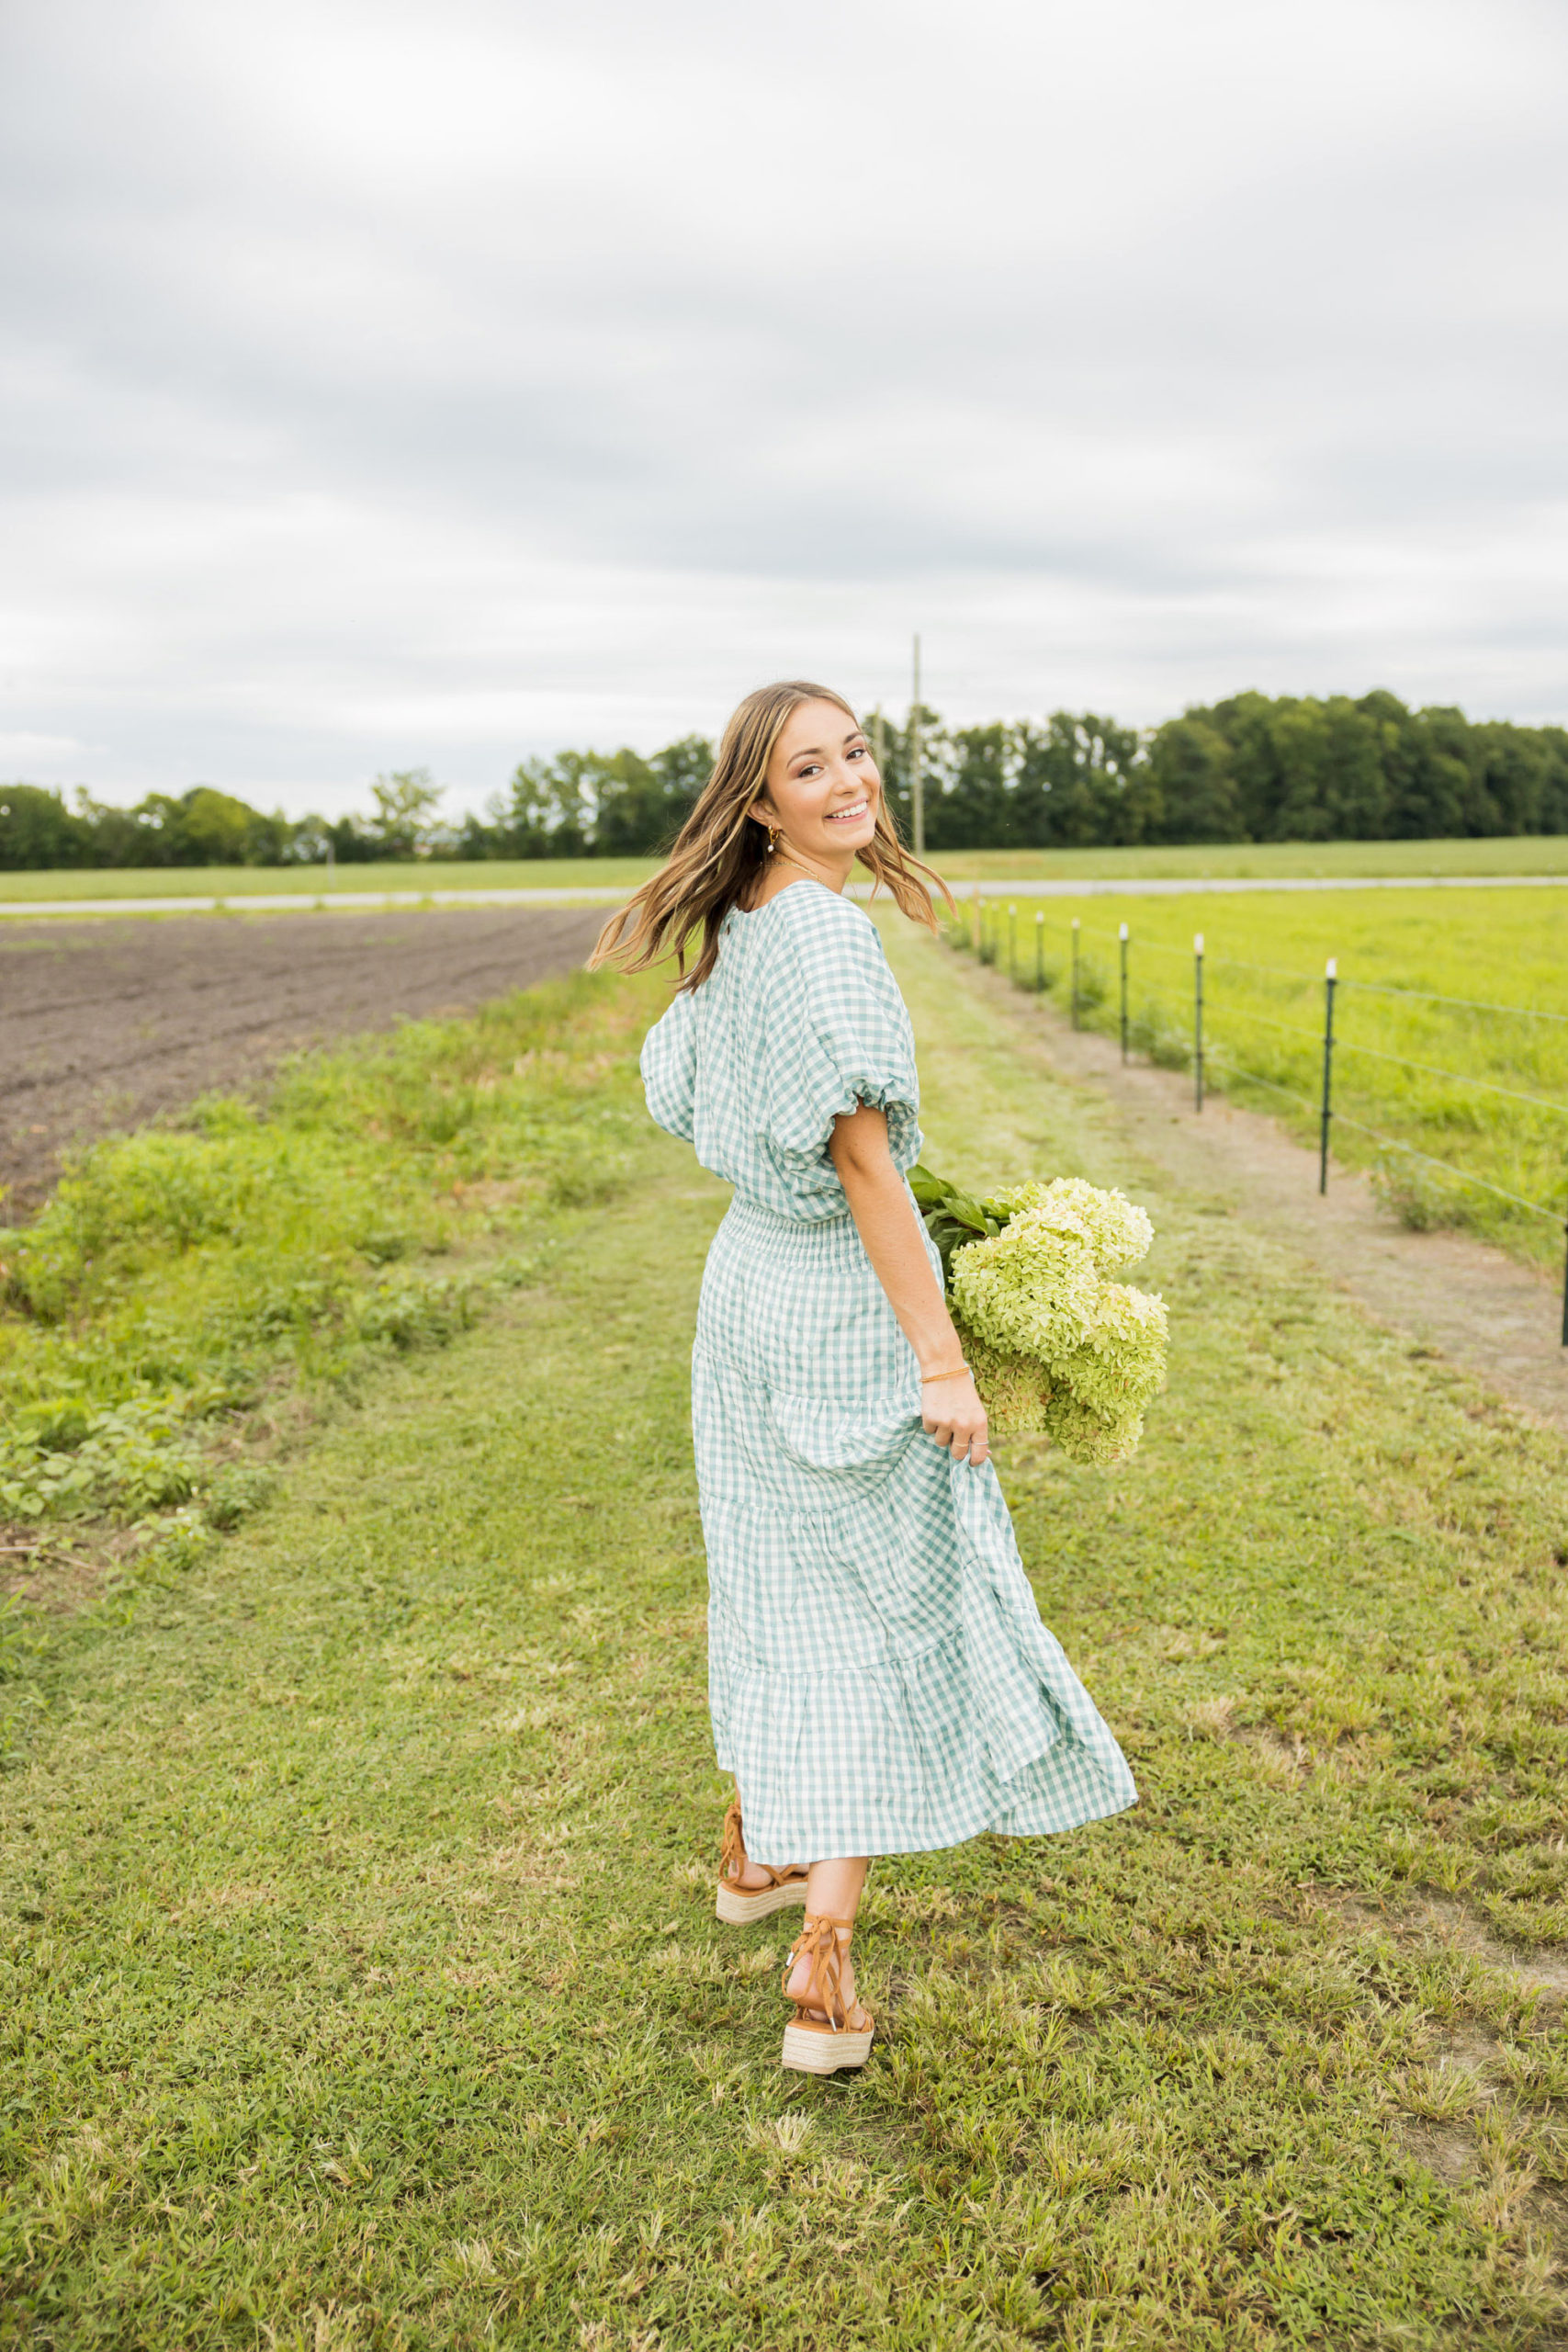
left=0, top=969, right=653, bottom=1618
left=1, top=930, right=1567, bottom=2347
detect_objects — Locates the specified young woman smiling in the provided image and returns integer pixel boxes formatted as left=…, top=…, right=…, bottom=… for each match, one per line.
left=592, top=682, right=1135, bottom=2074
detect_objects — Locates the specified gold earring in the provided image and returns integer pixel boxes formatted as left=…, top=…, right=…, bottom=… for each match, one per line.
left=767, top=825, right=780, bottom=854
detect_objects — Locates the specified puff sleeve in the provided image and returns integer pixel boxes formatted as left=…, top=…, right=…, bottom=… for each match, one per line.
left=759, top=895, right=922, bottom=1204
left=640, top=987, right=698, bottom=1142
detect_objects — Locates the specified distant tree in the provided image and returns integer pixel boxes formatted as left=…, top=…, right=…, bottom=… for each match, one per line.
left=0, top=784, right=97, bottom=869
left=460, top=736, right=716, bottom=860
left=863, top=706, right=953, bottom=845
left=1356, top=691, right=1445, bottom=839
left=469, top=753, right=594, bottom=859
left=928, top=723, right=1012, bottom=850
left=365, top=769, right=447, bottom=860
left=1268, top=698, right=1389, bottom=840
left=1013, top=713, right=1152, bottom=847
left=1144, top=716, right=1243, bottom=842
left=142, top=786, right=290, bottom=865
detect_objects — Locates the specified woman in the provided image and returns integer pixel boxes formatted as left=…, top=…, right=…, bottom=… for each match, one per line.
left=592, top=681, right=1135, bottom=2075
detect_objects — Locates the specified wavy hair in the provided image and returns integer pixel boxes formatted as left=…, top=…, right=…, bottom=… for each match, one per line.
left=589, top=680, right=951, bottom=990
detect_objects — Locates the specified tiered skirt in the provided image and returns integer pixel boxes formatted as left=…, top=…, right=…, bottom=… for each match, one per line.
left=693, top=1194, right=1137, bottom=1862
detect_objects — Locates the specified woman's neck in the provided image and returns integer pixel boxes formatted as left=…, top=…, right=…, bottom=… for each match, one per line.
left=746, top=837, right=852, bottom=909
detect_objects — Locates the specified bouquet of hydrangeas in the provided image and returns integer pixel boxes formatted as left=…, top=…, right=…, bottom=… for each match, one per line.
left=909, top=1166, right=1168, bottom=1465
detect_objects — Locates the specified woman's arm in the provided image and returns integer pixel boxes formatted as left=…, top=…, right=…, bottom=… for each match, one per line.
left=829, top=1102, right=989, bottom=1465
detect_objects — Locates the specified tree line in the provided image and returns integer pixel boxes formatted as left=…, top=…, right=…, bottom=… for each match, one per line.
left=5, top=690, right=1567, bottom=869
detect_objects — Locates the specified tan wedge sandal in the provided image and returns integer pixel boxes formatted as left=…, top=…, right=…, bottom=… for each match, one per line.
left=715, top=1795, right=810, bottom=1927
left=781, top=1914, right=875, bottom=2075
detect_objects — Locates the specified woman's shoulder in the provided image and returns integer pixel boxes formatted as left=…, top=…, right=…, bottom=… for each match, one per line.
left=763, top=880, right=882, bottom=968
left=749, top=884, right=908, bottom=1036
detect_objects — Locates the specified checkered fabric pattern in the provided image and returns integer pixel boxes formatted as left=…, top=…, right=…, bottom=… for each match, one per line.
left=641, top=882, right=1137, bottom=1863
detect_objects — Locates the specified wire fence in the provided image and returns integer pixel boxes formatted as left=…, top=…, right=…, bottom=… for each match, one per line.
left=955, top=890, right=1568, bottom=1348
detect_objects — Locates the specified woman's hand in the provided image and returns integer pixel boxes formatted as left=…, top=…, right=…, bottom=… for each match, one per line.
left=920, top=1367, right=990, bottom=1466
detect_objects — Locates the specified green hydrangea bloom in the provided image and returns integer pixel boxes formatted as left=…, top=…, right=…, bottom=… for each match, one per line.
left=985, top=1177, right=1154, bottom=1274
left=953, top=1323, right=1052, bottom=1439
left=949, top=1177, right=1167, bottom=1465
left=1043, top=1389, right=1145, bottom=1467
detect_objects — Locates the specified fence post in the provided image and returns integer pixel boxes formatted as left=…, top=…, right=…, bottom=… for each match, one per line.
left=1193, top=933, right=1204, bottom=1112
left=1034, top=909, right=1044, bottom=992
left=972, top=883, right=981, bottom=956
left=1319, top=957, right=1337, bottom=1194
left=1119, top=922, right=1129, bottom=1064
left=1008, top=902, right=1017, bottom=983
left=1071, top=919, right=1080, bottom=1030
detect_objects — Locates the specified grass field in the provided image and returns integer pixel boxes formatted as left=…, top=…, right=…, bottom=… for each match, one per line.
left=5, top=835, right=1568, bottom=903
left=953, top=888, right=1568, bottom=1277
left=4, top=933, right=1568, bottom=2346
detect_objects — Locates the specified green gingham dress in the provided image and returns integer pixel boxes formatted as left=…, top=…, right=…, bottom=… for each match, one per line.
left=641, top=880, right=1136, bottom=1863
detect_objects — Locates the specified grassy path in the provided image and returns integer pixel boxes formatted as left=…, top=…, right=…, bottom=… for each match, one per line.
left=4, top=933, right=1568, bottom=2348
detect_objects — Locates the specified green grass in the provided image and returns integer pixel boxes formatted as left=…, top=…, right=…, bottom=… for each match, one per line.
left=4, top=937, right=1568, bottom=2346
left=0, top=860, right=652, bottom=903
left=958, top=888, right=1568, bottom=1274
left=6, top=835, right=1568, bottom=904
left=934, top=837, right=1568, bottom=882
left=0, top=972, right=657, bottom=1563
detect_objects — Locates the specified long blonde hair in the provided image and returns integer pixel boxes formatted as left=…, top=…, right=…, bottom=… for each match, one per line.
left=589, top=680, right=950, bottom=990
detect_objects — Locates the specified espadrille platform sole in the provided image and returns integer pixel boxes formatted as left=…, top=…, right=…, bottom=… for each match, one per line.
left=782, top=2018, right=875, bottom=2075
left=781, top=1912, right=874, bottom=2075
left=716, top=1874, right=809, bottom=1926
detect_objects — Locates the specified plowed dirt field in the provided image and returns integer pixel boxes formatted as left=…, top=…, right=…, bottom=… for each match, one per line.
left=1, top=904, right=604, bottom=1216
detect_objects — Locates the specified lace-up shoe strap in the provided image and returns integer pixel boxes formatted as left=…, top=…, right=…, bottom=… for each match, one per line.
left=782, top=1915, right=874, bottom=2073
left=715, top=1794, right=809, bottom=1924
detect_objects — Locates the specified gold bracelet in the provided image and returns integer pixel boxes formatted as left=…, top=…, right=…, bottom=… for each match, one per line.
left=919, top=1362, right=970, bottom=1383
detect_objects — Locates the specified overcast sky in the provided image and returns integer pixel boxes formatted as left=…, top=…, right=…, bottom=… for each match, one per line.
left=2, top=0, right=1565, bottom=820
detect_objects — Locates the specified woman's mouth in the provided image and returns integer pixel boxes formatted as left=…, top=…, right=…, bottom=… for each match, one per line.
left=824, top=799, right=870, bottom=826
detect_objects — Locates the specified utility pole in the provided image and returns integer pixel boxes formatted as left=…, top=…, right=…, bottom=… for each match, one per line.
left=909, top=633, right=924, bottom=858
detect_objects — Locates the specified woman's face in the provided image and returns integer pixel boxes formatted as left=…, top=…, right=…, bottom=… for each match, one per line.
left=752, top=699, right=881, bottom=860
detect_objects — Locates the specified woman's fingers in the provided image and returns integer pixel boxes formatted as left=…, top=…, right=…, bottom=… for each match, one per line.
left=922, top=1409, right=991, bottom=1464
left=919, top=1373, right=989, bottom=1464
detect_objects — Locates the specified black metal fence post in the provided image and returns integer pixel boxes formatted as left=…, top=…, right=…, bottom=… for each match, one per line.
left=1071, top=919, right=1080, bottom=1030
left=1319, top=956, right=1337, bottom=1193
left=1119, top=922, right=1129, bottom=1064
left=1034, top=909, right=1044, bottom=993
left=1193, top=933, right=1204, bottom=1112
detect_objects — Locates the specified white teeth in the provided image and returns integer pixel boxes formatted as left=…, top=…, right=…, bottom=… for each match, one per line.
left=826, top=802, right=868, bottom=822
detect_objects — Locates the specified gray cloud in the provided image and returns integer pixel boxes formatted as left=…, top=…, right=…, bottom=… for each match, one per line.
left=1, top=0, right=1565, bottom=818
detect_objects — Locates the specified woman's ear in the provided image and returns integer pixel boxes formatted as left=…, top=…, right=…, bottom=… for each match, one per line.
left=746, top=797, right=774, bottom=829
